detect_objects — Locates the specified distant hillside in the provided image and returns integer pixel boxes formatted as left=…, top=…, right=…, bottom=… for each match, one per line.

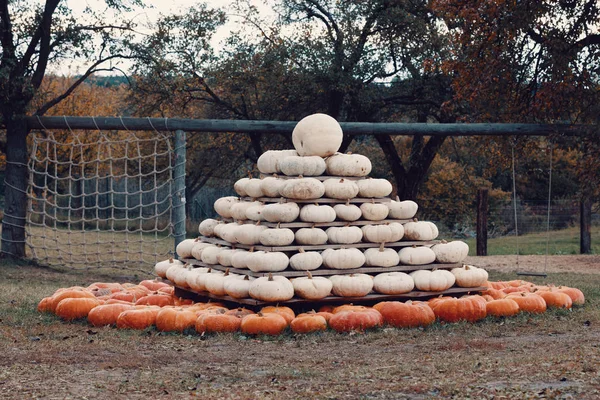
left=86, top=75, right=130, bottom=87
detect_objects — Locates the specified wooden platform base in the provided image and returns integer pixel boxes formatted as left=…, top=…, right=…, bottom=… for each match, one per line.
left=174, top=285, right=488, bottom=311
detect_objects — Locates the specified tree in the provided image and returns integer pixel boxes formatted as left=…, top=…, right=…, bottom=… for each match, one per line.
left=431, top=0, right=600, bottom=203
left=0, top=0, right=143, bottom=258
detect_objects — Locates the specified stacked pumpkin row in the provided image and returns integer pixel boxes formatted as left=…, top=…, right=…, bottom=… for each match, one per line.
left=36, top=278, right=585, bottom=335
left=156, top=258, right=489, bottom=302
left=176, top=237, right=468, bottom=273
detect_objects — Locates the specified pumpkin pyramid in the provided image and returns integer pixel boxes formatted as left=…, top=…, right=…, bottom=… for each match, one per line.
left=157, top=113, right=488, bottom=306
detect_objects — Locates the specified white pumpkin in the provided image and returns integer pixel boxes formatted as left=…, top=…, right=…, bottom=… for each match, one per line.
left=244, top=179, right=264, bottom=198
left=321, top=248, right=366, bottom=269
left=198, top=218, right=219, bottom=237
left=432, top=240, right=470, bottom=263
left=364, top=244, right=400, bottom=267
left=191, top=242, right=214, bottom=260
left=373, top=272, right=414, bottom=294
left=289, top=248, right=323, bottom=270
left=260, top=176, right=287, bottom=198
left=280, top=177, right=325, bottom=200
left=176, top=239, right=198, bottom=259
left=403, top=221, right=439, bottom=241
left=356, top=178, right=393, bottom=198
left=205, top=269, right=239, bottom=296
left=186, top=267, right=210, bottom=291
left=257, top=149, right=298, bottom=174
left=231, top=249, right=251, bottom=269
left=299, top=204, right=336, bottom=223
left=323, top=178, right=359, bottom=200
left=398, top=246, right=437, bottom=265
left=292, top=271, right=333, bottom=300
left=224, top=275, right=255, bottom=299
left=295, top=227, right=328, bottom=245
left=249, top=273, right=295, bottom=302
left=245, top=251, right=290, bottom=272
left=200, top=245, right=224, bottom=265
left=233, top=177, right=250, bottom=197
left=292, top=113, right=343, bottom=157
left=193, top=268, right=225, bottom=292
left=218, top=222, right=241, bottom=243
left=212, top=222, right=225, bottom=239
left=234, top=223, right=268, bottom=245
left=245, top=203, right=266, bottom=221
left=361, top=223, right=404, bottom=243
left=329, top=273, right=373, bottom=297
left=410, top=269, right=456, bottom=291
left=451, top=264, right=489, bottom=288
left=166, top=263, right=192, bottom=287
left=262, top=202, right=300, bottom=223
left=230, top=201, right=262, bottom=221
left=360, top=202, right=389, bottom=221
left=214, top=196, right=240, bottom=219
left=216, top=248, right=245, bottom=267
left=259, top=225, right=295, bottom=246
left=279, top=155, right=326, bottom=176
left=388, top=200, right=418, bottom=219
left=326, top=226, right=363, bottom=244
left=325, top=153, right=372, bottom=177
left=333, top=202, right=362, bottom=221
left=154, top=257, right=183, bottom=278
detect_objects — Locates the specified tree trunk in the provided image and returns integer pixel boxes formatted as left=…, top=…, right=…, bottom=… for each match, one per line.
left=1, top=118, right=30, bottom=258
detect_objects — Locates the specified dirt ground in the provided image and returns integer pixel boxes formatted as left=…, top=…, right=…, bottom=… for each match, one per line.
left=1, top=255, right=599, bottom=399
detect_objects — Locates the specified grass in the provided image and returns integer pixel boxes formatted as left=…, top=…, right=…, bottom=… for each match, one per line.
left=465, top=225, right=599, bottom=256
left=1, top=257, right=600, bottom=398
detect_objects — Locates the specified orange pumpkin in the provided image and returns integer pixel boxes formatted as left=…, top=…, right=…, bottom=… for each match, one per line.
left=88, top=304, right=134, bottom=326
left=139, top=279, right=171, bottom=291
left=557, top=286, right=585, bottom=305
left=196, top=313, right=241, bottom=333
left=135, top=294, right=175, bottom=307
left=536, top=291, right=572, bottom=309
left=328, top=308, right=383, bottom=333
left=225, top=308, right=255, bottom=318
left=318, top=305, right=336, bottom=313
left=55, top=297, right=101, bottom=320
left=116, top=306, right=160, bottom=330
left=290, top=315, right=327, bottom=333
left=480, top=288, right=506, bottom=300
left=259, top=306, right=295, bottom=325
left=48, top=288, right=96, bottom=313
left=240, top=312, right=288, bottom=335
left=155, top=307, right=198, bottom=332
left=296, top=310, right=333, bottom=322
left=431, top=295, right=487, bottom=323
left=332, top=304, right=370, bottom=314
left=373, top=301, right=435, bottom=328
left=502, top=286, right=531, bottom=295
left=506, top=292, right=547, bottom=314
left=37, top=297, right=53, bottom=313
left=486, top=298, right=520, bottom=317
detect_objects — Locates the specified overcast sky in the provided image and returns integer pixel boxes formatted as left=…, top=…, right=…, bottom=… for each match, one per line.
left=51, top=0, right=274, bottom=75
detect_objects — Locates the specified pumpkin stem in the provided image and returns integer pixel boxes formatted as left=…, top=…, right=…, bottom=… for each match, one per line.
left=224, top=268, right=230, bottom=276
left=299, top=174, right=304, bottom=179
left=255, top=220, right=261, bottom=226
left=298, top=247, right=305, bottom=254
left=406, top=300, right=413, bottom=305
left=413, top=218, right=418, bottom=222
left=441, top=239, right=448, bottom=244
left=169, top=257, right=174, bottom=263
left=257, top=311, right=264, bottom=317
left=276, top=222, right=281, bottom=229
left=249, top=246, right=255, bottom=253
left=247, top=171, right=252, bottom=179
left=345, top=199, right=350, bottom=206
left=306, top=271, right=313, bottom=279
left=379, top=242, right=385, bottom=252
left=268, top=273, right=274, bottom=281
left=243, top=275, right=249, bottom=281
left=395, top=195, right=400, bottom=202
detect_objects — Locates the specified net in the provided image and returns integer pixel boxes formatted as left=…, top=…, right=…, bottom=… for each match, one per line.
left=26, top=122, right=178, bottom=272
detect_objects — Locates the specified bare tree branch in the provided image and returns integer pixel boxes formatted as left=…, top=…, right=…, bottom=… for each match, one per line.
left=30, top=0, right=61, bottom=90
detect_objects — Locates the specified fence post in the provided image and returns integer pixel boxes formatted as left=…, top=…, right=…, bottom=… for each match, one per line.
left=173, top=130, right=187, bottom=256
left=580, top=198, right=592, bottom=254
left=476, top=188, right=488, bottom=256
